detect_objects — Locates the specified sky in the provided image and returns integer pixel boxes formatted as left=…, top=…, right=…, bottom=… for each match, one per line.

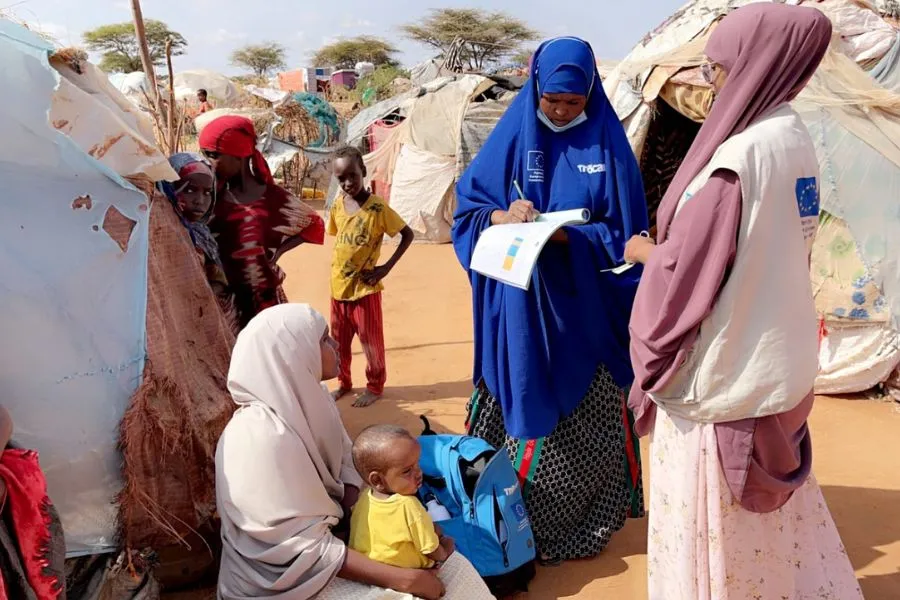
left=6, top=0, right=688, bottom=75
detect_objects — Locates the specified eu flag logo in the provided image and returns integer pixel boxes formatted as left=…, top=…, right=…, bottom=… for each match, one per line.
left=795, top=177, right=820, bottom=219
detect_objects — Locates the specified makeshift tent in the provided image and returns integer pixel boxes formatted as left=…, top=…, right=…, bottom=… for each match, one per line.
left=457, top=92, right=517, bottom=178
left=1, top=19, right=235, bottom=562
left=604, top=0, right=900, bottom=397
left=108, top=71, right=155, bottom=107
left=331, top=76, right=494, bottom=243
left=173, top=69, right=240, bottom=106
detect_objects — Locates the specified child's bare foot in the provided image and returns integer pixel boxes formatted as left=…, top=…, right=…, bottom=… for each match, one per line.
left=332, top=388, right=352, bottom=401
left=353, top=391, right=381, bottom=407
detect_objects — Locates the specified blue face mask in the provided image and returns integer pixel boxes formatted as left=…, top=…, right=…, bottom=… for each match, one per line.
left=536, top=108, right=588, bottom=133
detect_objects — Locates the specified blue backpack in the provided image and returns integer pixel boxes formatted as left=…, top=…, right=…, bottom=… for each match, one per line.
left=417, top=417, right=536, bottom=594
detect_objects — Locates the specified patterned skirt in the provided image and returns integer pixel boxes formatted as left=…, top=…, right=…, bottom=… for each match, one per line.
left=647, top=407, right=863, bottom=599
left=466, top=366, right=645, bottom=562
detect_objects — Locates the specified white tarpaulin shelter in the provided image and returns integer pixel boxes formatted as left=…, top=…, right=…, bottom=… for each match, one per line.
left=357, top=75, right=494, bottom=243
left=606, top=0, right=900, bottom=396
left=173, top=69, right=240, bottom=106
left=108, top=71, right=154, bottom=107
left=0, top=20, right=175, bottom=555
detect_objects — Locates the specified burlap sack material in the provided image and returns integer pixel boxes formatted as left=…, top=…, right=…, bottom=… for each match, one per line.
left=117, top=181, right=236, bottom=551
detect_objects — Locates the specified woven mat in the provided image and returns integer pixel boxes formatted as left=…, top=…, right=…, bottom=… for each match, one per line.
left=118, top=183, right=236, bottom=549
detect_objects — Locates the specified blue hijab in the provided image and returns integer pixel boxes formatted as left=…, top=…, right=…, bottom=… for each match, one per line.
left=452, top=37, right=648, bottom=439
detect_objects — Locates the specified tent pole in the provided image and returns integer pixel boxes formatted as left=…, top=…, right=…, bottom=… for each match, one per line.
left=130, top=0, right=159, bottom=106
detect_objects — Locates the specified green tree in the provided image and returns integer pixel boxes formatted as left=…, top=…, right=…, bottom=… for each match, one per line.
left=82, top=20, right=187, bottom=73
left=509, top=48, right=534, bottom=69
left=400, top=9, right=539, bottom=71
left=231, top=42, right=288, bottom=77
left=312, top=36, right=399, bottom=70
left=351, top=64, right=410, bottom=104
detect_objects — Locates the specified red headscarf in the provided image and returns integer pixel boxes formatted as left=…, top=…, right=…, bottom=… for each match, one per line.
left=198, top=116, right=274, bottom=185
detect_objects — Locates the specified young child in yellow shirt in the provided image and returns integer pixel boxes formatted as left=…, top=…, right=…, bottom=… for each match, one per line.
left=349, top=425, right=454, bottom=570
left=329, top=147, right=414, bottom=408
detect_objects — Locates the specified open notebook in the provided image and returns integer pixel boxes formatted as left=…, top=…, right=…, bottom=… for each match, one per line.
left=469, top=209, right=590, bottom=290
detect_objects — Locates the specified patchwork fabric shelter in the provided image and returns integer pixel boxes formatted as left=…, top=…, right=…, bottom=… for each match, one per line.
left=1, top=20, right=236, bottom=559
left=604, top=0, right=900, bottom=397
left=331, top=76, right=494, bottom=243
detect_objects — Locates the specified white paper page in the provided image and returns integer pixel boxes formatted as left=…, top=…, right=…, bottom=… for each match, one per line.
left=470, top=221, right=559, bottom=289
left=469, top=209, right=591, bottom=290
left=535, top=208, right=590, bottom=224
left=602, top=262, right=637, bottom=274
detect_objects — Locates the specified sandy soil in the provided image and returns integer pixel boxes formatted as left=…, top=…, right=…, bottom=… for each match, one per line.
left=166, top=240, right=900, bottom=599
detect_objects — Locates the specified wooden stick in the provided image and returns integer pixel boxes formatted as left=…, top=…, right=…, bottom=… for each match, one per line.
left=130, top=0, right=159, bottom=107
left=165, top=38, right=176, bottom=154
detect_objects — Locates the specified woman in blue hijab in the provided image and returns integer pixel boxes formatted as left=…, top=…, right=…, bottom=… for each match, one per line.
left=453, top=37, right=648, bottom=563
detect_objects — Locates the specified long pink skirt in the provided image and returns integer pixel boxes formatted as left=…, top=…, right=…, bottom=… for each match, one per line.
left=648, top=408, right=864, bottom=600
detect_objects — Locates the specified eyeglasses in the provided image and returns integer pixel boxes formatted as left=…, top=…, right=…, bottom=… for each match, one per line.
left=701, top=62, right=717, bottom=86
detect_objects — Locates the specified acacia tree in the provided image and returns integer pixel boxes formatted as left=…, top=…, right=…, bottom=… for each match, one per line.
left=400, top=9, right=539, bottom=71
left=231, top=43, right=288, bottom=78
left=82, top=20, right=187, bottom=73
left=312, top=36, right=399, bottom=69
left=509, top=48, right=535, bottom=69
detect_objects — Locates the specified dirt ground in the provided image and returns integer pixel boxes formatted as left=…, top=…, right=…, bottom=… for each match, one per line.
left=167, top=240, right=900, bottom=599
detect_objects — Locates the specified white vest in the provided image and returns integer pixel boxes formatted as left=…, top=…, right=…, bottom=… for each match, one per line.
left=651, top=105, right=821, bottom=423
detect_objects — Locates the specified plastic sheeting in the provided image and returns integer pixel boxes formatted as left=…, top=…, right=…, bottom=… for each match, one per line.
left=811, top=212, right=888, bottom=322
left=360, top=77, right=493, bottom=244
left=388, top=145, right=457, bottom=243
left=346, top=88, right=418, bottom=147
left=173, top=69, right=240, bottom=106
left=404, top=75, right=494, bottom=157
left=612, top=0, right=900, bottom=391
left=344, top=77, right=458, bottom=148
left=457, top=95, right=516, bottom=177
left=791, top=0, right=897, bottom=65
left=410, top=59, right=448, bottom=86
left=52, top=60, right=176, bottom=182
left=108, top=71, right=153, bottom=106
left=0, top=21, right=150, bottom=554
left=797, top=104, right=900, bottom=331
left=871, top=33, right=900, bottom=91
left=245, top=84, right=290, bottom=107
left=816, top=322, right=900, bottom=394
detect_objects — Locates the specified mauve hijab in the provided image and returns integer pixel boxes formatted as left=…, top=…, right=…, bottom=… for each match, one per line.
left=656, top=2, right=833, bottom=242
left=628, top=3, right=832, bottom=512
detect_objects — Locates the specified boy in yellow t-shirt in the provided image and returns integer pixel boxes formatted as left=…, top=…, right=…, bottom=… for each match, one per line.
left=329, top=146, right=414, bottom=407
left=350, top=425, right=454, bottom=569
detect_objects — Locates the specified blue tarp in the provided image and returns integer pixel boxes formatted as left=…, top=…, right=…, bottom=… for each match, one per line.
left=0, top=20, right=149, bottom=555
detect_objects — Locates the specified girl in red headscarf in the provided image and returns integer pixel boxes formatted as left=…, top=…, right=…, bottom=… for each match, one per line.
left=199, top=116, right=325, bottom=328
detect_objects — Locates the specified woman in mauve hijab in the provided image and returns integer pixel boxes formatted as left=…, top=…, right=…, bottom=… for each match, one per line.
left=625, top=4, right=863, bottom=598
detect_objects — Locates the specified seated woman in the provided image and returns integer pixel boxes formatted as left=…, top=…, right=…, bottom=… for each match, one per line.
left=215, top=304, right=494, bottom=600
left=0, top=405, right=66, bottom=599
left=199, top=117, right=326, bottom=328
left=161, top=153, right=239, bottom=333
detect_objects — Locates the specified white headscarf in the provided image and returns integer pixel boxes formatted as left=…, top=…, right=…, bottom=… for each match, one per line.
left=216, top=303, right=363, bottom=599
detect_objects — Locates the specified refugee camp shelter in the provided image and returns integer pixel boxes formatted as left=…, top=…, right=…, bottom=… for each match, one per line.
left=332, top=69, right=358, bottom=89
left=278, top=67, right=334, bottom=94
left=1, top=20, right=235, bottom=563
left=173, top=69, right=241, bottom=106
left=336, top=76, right=522, bottom=243
left=604, top=0, right=900, bottom=398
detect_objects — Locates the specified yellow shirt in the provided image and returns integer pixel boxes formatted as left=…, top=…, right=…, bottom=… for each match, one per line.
left=327, top=194, right=407, bottom=301
left=349, top=489, right=440, bottom=569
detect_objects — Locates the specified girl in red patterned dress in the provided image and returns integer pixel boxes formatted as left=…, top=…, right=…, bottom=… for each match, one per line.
left=199, top=116, right=325, bottom=328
